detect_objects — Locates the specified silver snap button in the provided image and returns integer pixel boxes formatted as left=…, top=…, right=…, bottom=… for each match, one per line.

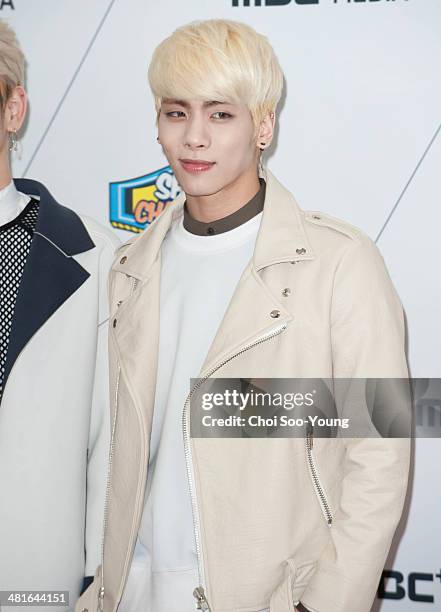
left=282, top=288, right=291, bottom=297
left=117, top=300, right=123, bottom=307
left=120, top=256, right=127, bottom=264
left=296, top=247, right=306, bottom=255
left=270, top=309, right=280, bottom=318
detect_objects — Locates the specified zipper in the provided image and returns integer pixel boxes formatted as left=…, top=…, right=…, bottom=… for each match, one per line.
left=193, top=586, right=210, bottom=611
left=305, top=423, right=333, bottom=526
left=182, top=322, right=288, bottom=611
left=98, top=363, right=120, bottom=611
left=98, top=275, right=139, bottom=611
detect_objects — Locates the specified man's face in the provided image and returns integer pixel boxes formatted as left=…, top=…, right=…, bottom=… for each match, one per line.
left=157, top=98, right=259, bottom=197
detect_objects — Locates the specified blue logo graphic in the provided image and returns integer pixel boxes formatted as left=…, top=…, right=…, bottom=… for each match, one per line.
left=109, top=165, right=182, bottom=233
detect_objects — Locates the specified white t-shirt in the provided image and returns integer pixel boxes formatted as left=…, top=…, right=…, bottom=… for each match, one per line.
left=119, top=208, right=264, bottom=612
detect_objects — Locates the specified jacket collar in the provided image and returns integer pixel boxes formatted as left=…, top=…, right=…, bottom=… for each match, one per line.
left=13, top=177, right=95, bottom=255
left=111, top=165, right=315, bottom=280
left=2, top=179, right=94, bottom=396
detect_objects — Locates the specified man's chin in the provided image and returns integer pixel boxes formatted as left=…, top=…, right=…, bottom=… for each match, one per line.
left=177, top=174, right=227, bottom=199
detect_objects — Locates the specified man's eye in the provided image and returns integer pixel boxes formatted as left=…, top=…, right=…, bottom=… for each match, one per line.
left=212, top=112, right=232, bottom=119
left=166, top=111, right=185, bottom=118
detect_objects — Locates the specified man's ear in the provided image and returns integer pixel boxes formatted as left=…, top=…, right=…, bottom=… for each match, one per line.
left=256, top=110, right=276, bottom=149
left=4, top=85, right=27, bottom=132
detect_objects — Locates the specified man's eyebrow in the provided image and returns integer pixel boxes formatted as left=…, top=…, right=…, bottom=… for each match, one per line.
left=161, top=99, right=232, bottom=108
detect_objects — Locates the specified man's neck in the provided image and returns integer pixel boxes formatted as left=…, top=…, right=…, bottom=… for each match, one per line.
left=184, top=167, right=260, bottom=223
left=0, top=156, right=12, bottom=192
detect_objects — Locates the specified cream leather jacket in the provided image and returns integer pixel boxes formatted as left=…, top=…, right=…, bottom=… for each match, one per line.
left=75, top=166, right=410, bottom=612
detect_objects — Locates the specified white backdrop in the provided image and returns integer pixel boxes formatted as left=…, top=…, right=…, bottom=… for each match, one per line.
left=4, top=0, right=441, bottom=609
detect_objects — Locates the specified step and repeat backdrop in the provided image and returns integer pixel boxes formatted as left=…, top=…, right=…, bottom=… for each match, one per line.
left=4, top=0, right=441, bottom=609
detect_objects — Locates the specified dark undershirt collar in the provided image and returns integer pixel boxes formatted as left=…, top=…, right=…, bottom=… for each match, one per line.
left=183, top=178, right=266, bottom=236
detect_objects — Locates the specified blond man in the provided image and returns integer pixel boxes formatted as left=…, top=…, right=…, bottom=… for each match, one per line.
left=76, top=19, right=410, bottom=612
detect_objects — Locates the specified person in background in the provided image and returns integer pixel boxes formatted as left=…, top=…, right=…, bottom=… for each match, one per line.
left=0, top=19, right=119, bottom=611
left=76, top=19, right=410, bottom=612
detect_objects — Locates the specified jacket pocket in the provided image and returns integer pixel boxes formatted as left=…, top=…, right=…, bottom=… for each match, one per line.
left=269, top=558, right=317, bottom=612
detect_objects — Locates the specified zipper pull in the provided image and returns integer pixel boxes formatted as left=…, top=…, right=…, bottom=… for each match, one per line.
left=306, top=421, right=314, bottom=449
left=193, top=586, right=210, bottom=611
left=98, top=586, right=104, bottom=612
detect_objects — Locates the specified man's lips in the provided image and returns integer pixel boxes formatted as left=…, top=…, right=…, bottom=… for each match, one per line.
left=179, top=159, right=216, bottom=173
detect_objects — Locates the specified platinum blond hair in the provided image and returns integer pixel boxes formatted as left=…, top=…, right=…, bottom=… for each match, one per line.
left=0, top=19, right=25, bottom=113
left=148, top=19, right=283, bottom=139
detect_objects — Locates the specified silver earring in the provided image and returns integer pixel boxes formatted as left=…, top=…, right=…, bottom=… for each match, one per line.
left=8, top=130, right=18, bottom=152
left=259, top=141, right=266, bottom=151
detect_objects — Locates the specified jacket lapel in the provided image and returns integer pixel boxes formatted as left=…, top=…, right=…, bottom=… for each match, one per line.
left=2, top=179, right=95, bottom=391
left=197, top=168, right=315, bottom=375
left=197, top=262, right=292, bottom=376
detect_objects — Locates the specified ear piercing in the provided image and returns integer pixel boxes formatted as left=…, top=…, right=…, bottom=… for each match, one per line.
left=8, top=129, right=18, bottom=152
left=259, top=141, right=266, bottom=151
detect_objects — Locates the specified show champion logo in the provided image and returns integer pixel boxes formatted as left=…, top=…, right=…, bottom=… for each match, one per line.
left=109, top=166, right=182, bottom=233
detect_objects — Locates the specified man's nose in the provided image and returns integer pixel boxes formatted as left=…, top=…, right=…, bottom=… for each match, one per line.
left=183, top=117, right=210, bottom=149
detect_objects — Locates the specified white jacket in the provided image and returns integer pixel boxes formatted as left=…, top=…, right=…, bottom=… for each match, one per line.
left=0, top=179, right=119, bottom=612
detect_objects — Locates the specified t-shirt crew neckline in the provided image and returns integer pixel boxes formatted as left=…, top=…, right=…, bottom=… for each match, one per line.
left=169, top=210, right=263, bottom=254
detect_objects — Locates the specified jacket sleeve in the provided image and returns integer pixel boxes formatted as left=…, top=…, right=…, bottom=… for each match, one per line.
left=300, top=235, right=411, bottom=612
left=84, top=230, right=121, bottom=578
